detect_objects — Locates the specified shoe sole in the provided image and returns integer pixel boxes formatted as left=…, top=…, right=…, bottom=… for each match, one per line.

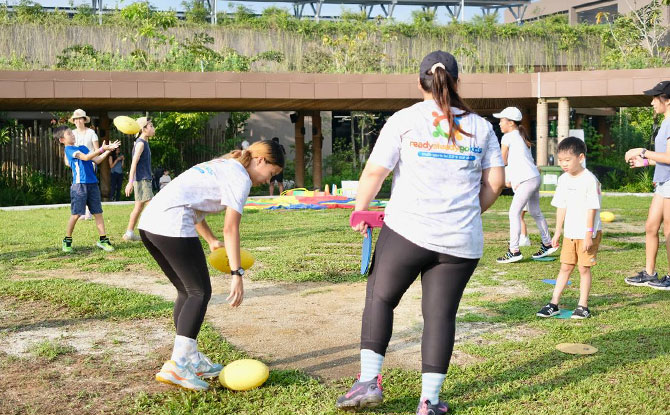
left=570, top=314, right=589, bottom=319
left=497, top=256, right=523, bottom=264
left=96, top=244, right=114, bottom=252
left=197, top=370, right=222, bottom=378
left=336, top=396, right=383, bottom=412
left=156, top=373, right=209, bottom=391
left=536, top=311, right=560, bottom=318
left=532, top=247, right=558, bottom=259
left=648, top=284, right=670, bottom=290
left=624, top=280, right=655, bottom=287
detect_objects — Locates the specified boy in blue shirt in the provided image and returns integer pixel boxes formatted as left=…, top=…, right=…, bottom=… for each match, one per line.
left=55, top=126, right=121, bottom=252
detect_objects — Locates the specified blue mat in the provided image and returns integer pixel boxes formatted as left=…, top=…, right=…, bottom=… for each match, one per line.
left=542, top=279, right=572, bottom=285
left=554, top=309, right=574, bottom=319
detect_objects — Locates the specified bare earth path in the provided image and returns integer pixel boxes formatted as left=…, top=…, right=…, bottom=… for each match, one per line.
left=8, top=269, right=535, bottom=381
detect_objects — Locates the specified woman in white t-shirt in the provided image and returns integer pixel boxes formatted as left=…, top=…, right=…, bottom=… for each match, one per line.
left=69, top=109, right=99, bottom=153
left=494, top=107, right=556, bottom=264
left=336, top=51, right=505, bottom=414
left=138, top=140, right=284, bottom=391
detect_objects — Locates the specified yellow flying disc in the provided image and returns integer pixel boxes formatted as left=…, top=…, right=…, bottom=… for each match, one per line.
left=556, top=343, right=598, bottom=355
left=113, top=116, right=140, bottom=135
left=600, top=211, right=615, bottom=223
left=219, top=359, right=269, bottom=391
left=208, top=247, right=255, bottom=273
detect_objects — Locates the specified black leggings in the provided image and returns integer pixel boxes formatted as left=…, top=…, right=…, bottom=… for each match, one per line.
left=361, top=225, right=479, bottom=373
left=140, top=230, right=211, bottom=339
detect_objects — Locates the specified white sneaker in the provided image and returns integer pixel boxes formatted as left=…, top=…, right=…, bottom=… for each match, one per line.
left=155, top=360, right=209, bottom=391
left=519, top=235, right=531, bottom=247
left=122, top=231, right=141, bottom=242
left=192, top=352, right=223, bottom=378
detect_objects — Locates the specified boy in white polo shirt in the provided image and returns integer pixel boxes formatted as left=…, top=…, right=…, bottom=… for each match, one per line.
left=537, top=137, right=602, bottom=319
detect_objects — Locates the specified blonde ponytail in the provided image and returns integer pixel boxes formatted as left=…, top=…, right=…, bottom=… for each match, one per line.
left=222, top=140, right=285, bottom=168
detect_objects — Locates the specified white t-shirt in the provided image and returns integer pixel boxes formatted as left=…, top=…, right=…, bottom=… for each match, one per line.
left=551, top=169, right=602, bottom=239
left=367, top=100, right=504, bottom=259
left=72, top=128, right=99, bottom=153
left=159, top=175, right=171, bottom=189
left=139, top=159, right=252, bottom=237
left=501, top=130, right=539, bottom=188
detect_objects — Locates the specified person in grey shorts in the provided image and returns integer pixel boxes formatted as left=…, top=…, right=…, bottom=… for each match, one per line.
left=123, top=117, right=154, bottom=241
left=625, top=81, right=670, bottom=290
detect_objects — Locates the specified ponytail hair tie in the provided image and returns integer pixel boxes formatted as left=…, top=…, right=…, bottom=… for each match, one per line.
left=430, top=62, right=446, bottom=74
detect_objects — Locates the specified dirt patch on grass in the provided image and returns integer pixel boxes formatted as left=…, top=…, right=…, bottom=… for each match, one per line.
left=0, top=297, right=175, bottom=415
left=9, top=269, right=537, bottom=382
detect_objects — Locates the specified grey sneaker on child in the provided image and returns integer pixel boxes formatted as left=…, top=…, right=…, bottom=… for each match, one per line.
left=571, top=306, right=591, bottom=319
left=536, top=302, right=560, bottom=318
left=648, top=275, right=670, bottom=290
left=335, top=374, right=383, bottom=411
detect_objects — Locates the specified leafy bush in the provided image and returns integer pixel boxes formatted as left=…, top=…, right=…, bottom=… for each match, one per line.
left=0, top=170, right=70, bottom=206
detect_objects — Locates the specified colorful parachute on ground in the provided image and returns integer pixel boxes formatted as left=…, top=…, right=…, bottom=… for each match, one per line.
left=244, top=189, right=386, bottom=211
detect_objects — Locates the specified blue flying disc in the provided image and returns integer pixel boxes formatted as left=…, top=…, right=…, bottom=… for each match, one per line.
left=361, top=228, right=372, bottom=275
left=554, top=309, right=574, bottom=319
left=542, top=279, right=572, bottom=286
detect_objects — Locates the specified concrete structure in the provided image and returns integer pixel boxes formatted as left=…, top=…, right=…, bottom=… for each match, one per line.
left=505, top=0, right=670, bottom=25
left=2, top=68, right=670, bottom=185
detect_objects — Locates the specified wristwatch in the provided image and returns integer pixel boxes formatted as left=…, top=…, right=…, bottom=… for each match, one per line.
left=231, top=268, right=245, bottom=277
left=641, top=149, right=647, bottom=159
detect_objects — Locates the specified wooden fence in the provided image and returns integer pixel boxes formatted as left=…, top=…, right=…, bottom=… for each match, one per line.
left=0, top=123, right=228, bottom=187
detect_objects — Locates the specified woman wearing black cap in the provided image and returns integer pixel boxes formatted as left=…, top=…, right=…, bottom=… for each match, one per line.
left=624, top=81, right=670, bottom=290
left=336, top=51, right=505, bottom=414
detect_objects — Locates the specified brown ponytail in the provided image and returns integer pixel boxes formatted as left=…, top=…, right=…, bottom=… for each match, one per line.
left=222, top=140, right=285, bottom=169
left=516, top=123, right=532, bottom=148
left=420, top=66, right=474, bottom=144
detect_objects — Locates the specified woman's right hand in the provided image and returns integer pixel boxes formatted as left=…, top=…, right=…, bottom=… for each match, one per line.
left=351, top=213, right=369, bottom=237
left=227, top=275, right=244, bottom=307
left=625, top=148, right=643, bottom=162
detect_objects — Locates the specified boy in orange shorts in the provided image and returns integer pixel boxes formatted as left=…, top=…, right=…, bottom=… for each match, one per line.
left=536, top=137, right=602, bottom=319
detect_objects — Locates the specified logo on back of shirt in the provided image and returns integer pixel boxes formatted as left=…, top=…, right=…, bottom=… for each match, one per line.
left=431, top=112, right=464, bottom=142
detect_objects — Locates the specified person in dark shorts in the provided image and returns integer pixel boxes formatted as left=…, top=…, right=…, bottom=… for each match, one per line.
left=269, top=137, right=286, bottom=195
left=54, top=126, right=120, bottom=253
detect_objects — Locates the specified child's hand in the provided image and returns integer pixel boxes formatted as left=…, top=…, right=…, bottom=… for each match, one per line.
left=551, top=233, right=561, bottom=248
left=125, top=181, right=134, bottom=197
left=102, top=140, right=121, bottom=151
left=208, top=240, right=224, bottom=253
left=583, top=234, right=593, bottom=252
left=226, top=275, right=244, bottom=307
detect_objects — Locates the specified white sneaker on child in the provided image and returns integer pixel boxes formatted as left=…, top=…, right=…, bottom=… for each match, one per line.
left=519, top=235, right=531, bottom=247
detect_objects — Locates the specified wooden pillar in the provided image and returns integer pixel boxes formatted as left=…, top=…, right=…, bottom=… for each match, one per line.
left=536, top=98, right=548, bottom=166
left=312, top=111, right=322, bottom=190
left=98, top=113, right=111, bottom=200
left=294, top=113, right=305, bottom=188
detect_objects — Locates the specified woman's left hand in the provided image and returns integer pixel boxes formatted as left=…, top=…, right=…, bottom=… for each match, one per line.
left=227, top=275, right=244, bottom=307
left=208, top=239, right=225, bottom=253
left=625, top=148, right=643, bottom=162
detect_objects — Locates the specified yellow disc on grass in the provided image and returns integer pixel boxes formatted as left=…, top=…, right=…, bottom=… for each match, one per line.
left=208, top=247, right=255, bottom=273
left=113, top=116, right=140, bottom=135
left=600, top=211, right=615, bottom=223
left=556, top=343, right=598, bottom=355
left=219, top=359, right=269, bottom=391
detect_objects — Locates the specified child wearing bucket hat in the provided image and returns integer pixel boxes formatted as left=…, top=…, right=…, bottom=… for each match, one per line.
left=494, top=107, right=556, bottom=263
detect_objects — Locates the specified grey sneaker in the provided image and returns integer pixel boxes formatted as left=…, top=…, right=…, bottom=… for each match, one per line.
left=648, top=275, right=670, bottom=290
left=416, top=398, right=449, bottom=415
left=571, top=306, right=591, bottom=319
left=625, top=270, right=659, bottom=286
left=336, top=374, right=383, bottom=411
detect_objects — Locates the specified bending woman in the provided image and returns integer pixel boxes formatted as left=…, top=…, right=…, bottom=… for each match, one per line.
left=336, top=50, right=505, bottom=415
left=138, top=140, right=284, bottom=391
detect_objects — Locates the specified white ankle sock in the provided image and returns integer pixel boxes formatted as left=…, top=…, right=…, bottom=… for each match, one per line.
left=421, top=372, right=446, bottom=405
left=171, top=335, right=197, bottom=366
left=359, top=349, right=384, bottom=382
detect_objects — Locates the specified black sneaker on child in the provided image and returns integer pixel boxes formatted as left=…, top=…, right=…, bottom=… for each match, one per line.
left=571, top=306, right=591, bottom=319
left=536, top=302, right=560, bottom=318
left=624, top=270, right=659, bottom=286
left=648, top=275, right=670, bottom=290
left=531, top=243, right=558, bottom=259
left=496, top=249, right=523, bottom=264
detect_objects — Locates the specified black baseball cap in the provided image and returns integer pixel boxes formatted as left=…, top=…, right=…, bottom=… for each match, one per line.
left=419, top=50, right=458, bottom=80
left=643, top=81, right=670, bottom=96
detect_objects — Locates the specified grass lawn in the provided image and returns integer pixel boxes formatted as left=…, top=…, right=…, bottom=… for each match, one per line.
left=0, top=195, right=668, bottom=415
